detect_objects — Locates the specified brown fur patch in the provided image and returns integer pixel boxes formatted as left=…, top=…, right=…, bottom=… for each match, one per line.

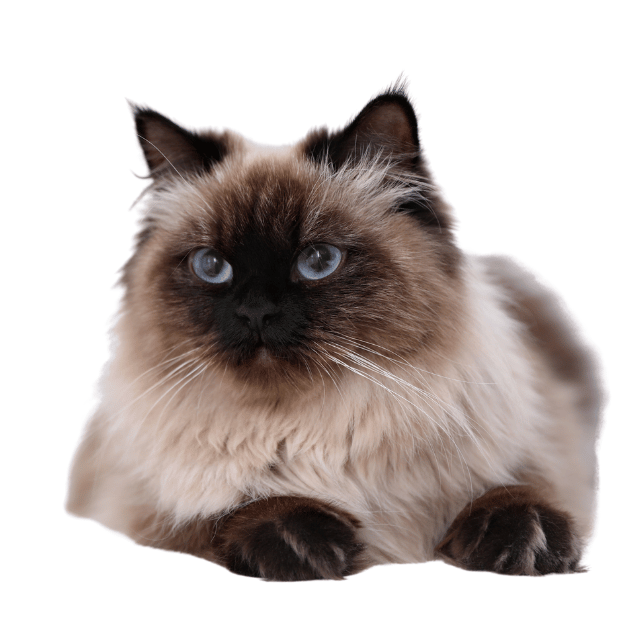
left=134, top=512, right=221, bottom=564
left=484, top=256, right=602, bottom=423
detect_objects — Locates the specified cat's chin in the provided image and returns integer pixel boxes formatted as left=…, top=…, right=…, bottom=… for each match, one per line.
left=253, top=346, right=275, bottom=367
left=229, top=347, right=317, bottom=397
left=236, top=344, right=281, bottom=373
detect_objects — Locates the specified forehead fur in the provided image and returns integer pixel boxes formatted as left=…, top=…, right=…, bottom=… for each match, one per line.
left=142, top=135, right=433, bottom=250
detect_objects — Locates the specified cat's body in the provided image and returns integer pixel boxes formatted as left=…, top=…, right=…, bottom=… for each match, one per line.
left=67, top=87, right=601, bottom=579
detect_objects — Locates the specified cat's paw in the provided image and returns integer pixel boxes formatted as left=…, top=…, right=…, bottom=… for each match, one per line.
left=435, top=486, right=583, bottom=575
left=217, top=497, right=363, bottom=581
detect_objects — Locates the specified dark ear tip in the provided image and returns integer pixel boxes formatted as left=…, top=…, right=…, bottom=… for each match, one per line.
left=128, top=103, right=171, bottom=135
left=366, top=87, right=417, bottom=123
left=128, top=102, right=153, bottom=139
left=371, top=76, right=413, bottom=103
left=127, top=100, right=150, bottom=120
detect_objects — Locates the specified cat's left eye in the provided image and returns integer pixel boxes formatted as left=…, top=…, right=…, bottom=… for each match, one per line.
left=190, top=248, right=233, bottom=284
left=295, top=244, right=343, bottom=281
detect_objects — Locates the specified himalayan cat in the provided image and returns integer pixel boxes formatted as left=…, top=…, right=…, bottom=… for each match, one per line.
left=67, top=86, right=601, bottom=580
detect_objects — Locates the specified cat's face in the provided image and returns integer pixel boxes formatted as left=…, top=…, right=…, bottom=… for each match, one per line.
left=124, top=89, right=462, bottom=394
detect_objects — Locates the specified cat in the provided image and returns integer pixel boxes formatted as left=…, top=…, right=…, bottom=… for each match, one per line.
left=67, top=85, right=601, bottom=580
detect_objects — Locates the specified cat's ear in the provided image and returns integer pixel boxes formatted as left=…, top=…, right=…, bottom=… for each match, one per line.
left=305, top=87, right=420, bottom=170
left=304, top=88, right=456, bottom=238
left=132, top=105, right=227, bottom=178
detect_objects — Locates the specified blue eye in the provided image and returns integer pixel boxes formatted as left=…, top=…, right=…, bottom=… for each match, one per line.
left=296, top=244, right=343, bottom=281
left=191, top=248, right=233, bottom=284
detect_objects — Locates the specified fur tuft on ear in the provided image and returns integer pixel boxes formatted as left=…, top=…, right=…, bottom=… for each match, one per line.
left=304, top=83, right=420, bottom=170
left=131, top=104, right=228, bottom=179
left=303, top=83, right=454, bottom=235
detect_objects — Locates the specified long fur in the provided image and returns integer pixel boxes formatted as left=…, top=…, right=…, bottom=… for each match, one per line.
left=67, top=93, right=601, bottom=575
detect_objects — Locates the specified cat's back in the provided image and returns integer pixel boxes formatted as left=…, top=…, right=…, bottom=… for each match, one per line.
left=481, top=254, right=602, bottom=430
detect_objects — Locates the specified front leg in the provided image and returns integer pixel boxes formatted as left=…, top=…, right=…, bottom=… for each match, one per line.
left=435, top=485, right=583, bottom=575
left=214, top=496, right=364, bottom=581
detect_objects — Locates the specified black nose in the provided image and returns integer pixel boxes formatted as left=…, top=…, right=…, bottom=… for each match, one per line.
left=236, top=301, right=280, bottom=334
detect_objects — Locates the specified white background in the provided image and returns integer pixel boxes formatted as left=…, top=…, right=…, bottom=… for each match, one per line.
left=3, top=1, right=624, bottom=623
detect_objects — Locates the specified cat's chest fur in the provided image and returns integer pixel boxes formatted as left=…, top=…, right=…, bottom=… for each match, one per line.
left=103, top=266, right=540, bottom=563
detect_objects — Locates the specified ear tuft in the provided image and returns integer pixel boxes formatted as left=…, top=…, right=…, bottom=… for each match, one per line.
left=304, top=84, right=420, bottom=170
left=130, top=104, right=228, bottom=179
left=302, top=84, right=456, bottom=238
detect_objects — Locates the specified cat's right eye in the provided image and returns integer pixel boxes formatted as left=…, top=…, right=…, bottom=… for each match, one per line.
left=295, top=244, right=343, bottom=281
left=190, top=248, right=233, bottom=284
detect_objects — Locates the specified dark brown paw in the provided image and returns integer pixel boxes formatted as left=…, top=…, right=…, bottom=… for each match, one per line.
left=435, top=486, right=583, bottom=575
left=216, top=497, right=363, bottom=581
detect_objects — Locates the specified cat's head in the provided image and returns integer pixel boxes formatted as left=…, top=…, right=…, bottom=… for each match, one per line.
left=122, top=87, right=463, bottom=396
